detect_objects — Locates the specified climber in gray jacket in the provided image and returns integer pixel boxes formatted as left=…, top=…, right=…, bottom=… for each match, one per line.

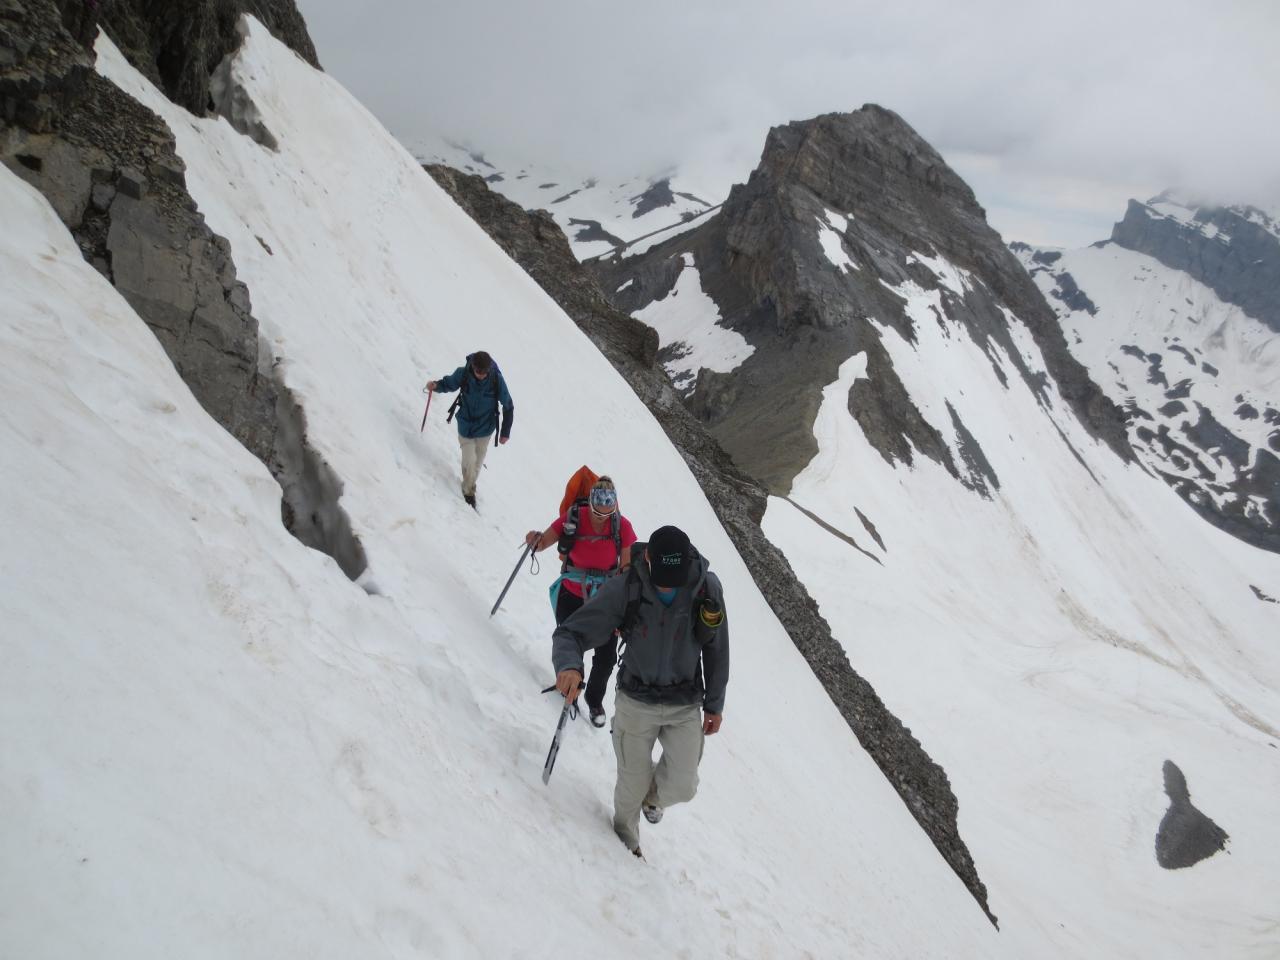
left=552, top=525, right=729, bottom=857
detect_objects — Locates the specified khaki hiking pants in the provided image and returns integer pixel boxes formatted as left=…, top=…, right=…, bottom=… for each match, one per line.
left=458, top=433, right=492, bottom=497
left=610, top=691, right=705, bottom=851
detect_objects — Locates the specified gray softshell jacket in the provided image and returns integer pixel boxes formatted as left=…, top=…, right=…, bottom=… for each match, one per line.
left=551, top=543, right=730, bottom=714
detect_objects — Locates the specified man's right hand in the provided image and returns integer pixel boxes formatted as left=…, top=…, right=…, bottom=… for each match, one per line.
left=525, top=530, right=542, bottom=549
left=425, top=380, right=437, bottom=392
left=556, top=669, right=583, bottom=703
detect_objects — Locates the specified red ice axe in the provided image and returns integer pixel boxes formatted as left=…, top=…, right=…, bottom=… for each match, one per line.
left=420, top=386, right=433, bottom=433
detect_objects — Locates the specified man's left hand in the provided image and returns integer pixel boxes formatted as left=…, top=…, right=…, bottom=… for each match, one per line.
left=499, top=436, right=509, bottom=445
left=703, top=712, right=722, bottom=735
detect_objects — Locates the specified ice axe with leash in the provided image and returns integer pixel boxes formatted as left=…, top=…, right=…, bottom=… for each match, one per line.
left=490, top=540, right=538, bottom=617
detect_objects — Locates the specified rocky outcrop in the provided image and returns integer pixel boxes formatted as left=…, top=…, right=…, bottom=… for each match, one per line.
left=591, top=107, right=1132, bottom=493
left=1, top=0, right=364, bottom=579
left=1155, top=761, right=1229, bottom=869
left=426, top=162, right=998, bottom=926
left=1112, top=196, right=1280, bottom=335
left=95, top=0, right=319, bottom=116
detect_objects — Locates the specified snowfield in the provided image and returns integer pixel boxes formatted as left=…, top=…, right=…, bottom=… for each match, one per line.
left=1, top=21, right=1004, bottom=959
left=631, top=252, right=755, bottom=391
left=763, top=249, right=1280, bottom=959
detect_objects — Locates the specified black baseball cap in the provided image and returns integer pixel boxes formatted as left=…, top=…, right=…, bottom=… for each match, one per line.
left=648, top=525, right=691, bottom=587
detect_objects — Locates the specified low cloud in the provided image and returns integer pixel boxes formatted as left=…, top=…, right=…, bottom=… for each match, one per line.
left=298, top=0, right=1280, bottom=247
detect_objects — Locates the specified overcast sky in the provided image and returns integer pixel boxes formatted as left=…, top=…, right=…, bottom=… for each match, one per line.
left=296, top=0, right=1279, bottom=247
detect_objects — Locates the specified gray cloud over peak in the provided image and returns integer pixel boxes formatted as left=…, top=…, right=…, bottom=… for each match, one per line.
left=298, top=0, right=1280, bottom=247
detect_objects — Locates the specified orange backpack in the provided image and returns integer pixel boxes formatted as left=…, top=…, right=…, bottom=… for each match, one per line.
left=558, top=465, right=599, bottom=518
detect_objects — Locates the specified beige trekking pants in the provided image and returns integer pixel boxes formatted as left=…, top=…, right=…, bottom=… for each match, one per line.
left=610, top=691, right=705, bottom=851
left=458, top=433, right=491, bottom=496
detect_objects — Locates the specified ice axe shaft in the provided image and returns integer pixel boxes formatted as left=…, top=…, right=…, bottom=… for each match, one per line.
left=490, top=541, right=534, bottom=617
left=424, top=391, right=440, bottom=435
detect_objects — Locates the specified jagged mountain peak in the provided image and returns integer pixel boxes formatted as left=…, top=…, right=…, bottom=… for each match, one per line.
left=592, top=106, right=1131, bottom=492
left=749, top=105, right=983, bottom=221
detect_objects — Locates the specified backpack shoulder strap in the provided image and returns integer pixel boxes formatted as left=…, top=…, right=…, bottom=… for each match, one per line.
left=619, top=564, right=644, bottom=636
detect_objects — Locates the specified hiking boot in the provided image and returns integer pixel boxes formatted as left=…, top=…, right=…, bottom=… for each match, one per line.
left=588, top=705, right=606, bottom=728
left=463, top=492, right=476, bottom=508
left=642, top=803, right=663, bottom=825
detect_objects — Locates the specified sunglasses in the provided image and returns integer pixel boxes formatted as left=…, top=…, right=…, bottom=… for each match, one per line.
left=589, top=488, right=618, bottom=510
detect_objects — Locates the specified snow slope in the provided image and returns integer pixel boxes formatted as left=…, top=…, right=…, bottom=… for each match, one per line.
left=631, top=252, right=754, bottom=391
left=0, top=21, right=1004, bottom=959
left=762, top=250, right=1280, bottom=958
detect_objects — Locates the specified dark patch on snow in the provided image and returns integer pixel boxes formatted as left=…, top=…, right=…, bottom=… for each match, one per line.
left=1121, top=344, right=1148, bottom=361
left=1201, top=362, right=1219, bottom=376
left=1031, top=249, right=1062, bottom=265
left=947, top=402, right=1000, bottom=497
left=630, top=178, right=676, bottom=218
left=485, top=174, right=504, bottom=184
left=1237, top=403, right=1260, bottom=420
left=568, top=219, right=625, bottom=249
left=1264, top=408, right=1280, bottom=426
left=855, top=507, right=886, bottom=551
left=1182, top=405, right=1250, bottom=470
left=1159, top=400, right=1188, bottom=418
left=1049, top=270, right=1097, bottom=315
left=1251, top=585, right=1279, bottom=603
left=1145, top=354, right=1169, bottom=388
left=1144, top=426, right=1216, bottom=480
left=1270, top=432, right=1280, bottom=454
left=552, top=188, right=582, bottom=204
left=255, top=235, right=273, bottom=255
left=1156, top=761, right=1229, bottom=869
left=538, top=182, right=558, bottom=189
left=1164, top=379, right=1193, bottom=401
left=273, top=369, right=368, bottom=581
left=1168, top=344, right=1196, bottom=365
left=1051, top=421, right=1103, bottom=485
left=1125, top=400, right=1155, bottom=422
left=782, top=497, right=882, bottom=564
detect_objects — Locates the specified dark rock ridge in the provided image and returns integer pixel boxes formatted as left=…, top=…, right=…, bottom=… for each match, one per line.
left=590, top=107, right=1133, bottom=494
left=1155, top=761, right=1229, bottom=869
left=426, top=161, right=998, bottom=926
left=1112, top=195, right=1280, bottom=335
left=1, top=0, right=364, bottom=579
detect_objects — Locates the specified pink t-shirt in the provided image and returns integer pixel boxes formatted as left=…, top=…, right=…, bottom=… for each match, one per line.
left=551, top=509, right=637, bottom=598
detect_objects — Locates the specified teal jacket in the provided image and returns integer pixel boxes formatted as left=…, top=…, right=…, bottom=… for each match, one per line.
left=435, top=356, right=514, bottom=440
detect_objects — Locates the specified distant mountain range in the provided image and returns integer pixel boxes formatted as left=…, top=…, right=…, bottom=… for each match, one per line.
left=413, top=136, right=716, bottom=259
left=1016, top=193, right=1280, bottom=552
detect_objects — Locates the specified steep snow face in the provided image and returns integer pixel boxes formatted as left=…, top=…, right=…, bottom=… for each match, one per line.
left=1018, top=240, right=1280, bottom=549
left=0, top=21, right=1005, bottom=959
left=631, top=252, right=754, bottom=391
left=763, top=246, right=1280, bottom=959
left=415, top=135, right=716, bottom=260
